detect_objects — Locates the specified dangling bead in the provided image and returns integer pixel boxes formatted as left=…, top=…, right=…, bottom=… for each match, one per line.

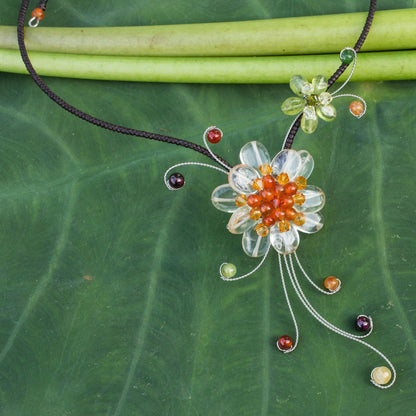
left=31, top=7, right=45, bottom=20
left=371, top=366, right=392, bottom=385
left=323, top=276, right=340, bottom=291
left=349, top=101, right=364, bottom=117
left=355, top=315, right=372, bottom=332
left=168, top=172, right=185, bottom=189
left=221, top=263, right=237, bottom=278
left=277, top=335, right=293, bottom=351
left=206, top=127, right=222, bottom=143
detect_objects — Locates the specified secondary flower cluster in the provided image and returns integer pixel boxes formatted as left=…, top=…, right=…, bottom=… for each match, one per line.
left=212, top=142, right=325, bottom=256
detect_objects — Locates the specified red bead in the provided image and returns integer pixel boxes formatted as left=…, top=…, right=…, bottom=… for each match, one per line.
left=284, top=181, right=298, bottom=196
left=260, top=202, right=273, bottom=215
left=277, top=335, right=293, bottom=351
left=168, top=172, right=185, bottom=189
left=206, top=128, right=222, bottom=144
left=285, top=208, right=297, bottom=221
left=31, top=7, right=45, bottom=20
left=260, top=189, right=275, bottom=202
left=247, top=194, right=262, bottom=208
left=263, top=215, right=276, bottom=227
left=280, top=195, right=294, bottom=209
left=262, top=175, right=275, bottom=189
left=275, top=183, right=285, bottom=196
left=272, top=208, right=286, bottom=221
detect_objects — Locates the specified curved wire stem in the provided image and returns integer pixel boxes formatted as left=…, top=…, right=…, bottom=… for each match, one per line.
left=284, top=255, right=396, bottom=389
left=278, top=254, right=299, bottom=353
left=219, top=245, right=271, bottom=282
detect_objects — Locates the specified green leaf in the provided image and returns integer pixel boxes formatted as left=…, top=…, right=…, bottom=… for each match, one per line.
left=1, top=1, right=415, bottom=415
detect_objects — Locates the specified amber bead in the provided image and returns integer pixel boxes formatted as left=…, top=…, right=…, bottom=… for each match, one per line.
left=258, top=163, right=273, bottom=176
left=263, top=215, right=276, bottom=227
left=277, top=172, right=289, bottom=185
left=252, top=178, right=264, bottom=191
left=349, top=101, right=364, bottom=117
left=31, top=7, right=45, bottom=19
left=324, top=276, right=339, bottom=291
left=260, top=202, right=273, bottom=215
left=285, top=208, right=297, bottom=221
left=262, top=175, right=275, bottom=189
left=273, top=208, right=286, bottom=221
left=371, top=367, right=392, bottom=385
left=256, top=223, right=269, bottom=237
left=280, top=195, right=294, bottom=209
left=277, top=335, right=293, bottom=351
left=294, top=176, right=307, bottom=190
left=235, top=194, right=247, bottom=207
left=278, top=220, right=290, bottom=233
left=260, top=189, right=275, bottom=202
left=249, top=208, right=262, bottom=220
left=247, top=194, right=262, bottom=208
left=293, top=212, right=306, bottom=226
left=284, top=181, right=298, bottom=196
left=293, top=192, right=306, bottom=206
left=206, top=127, right=222, bottom=143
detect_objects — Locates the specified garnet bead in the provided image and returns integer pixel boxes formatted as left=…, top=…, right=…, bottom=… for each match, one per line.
left=168, top=172, right=185, bottom=189
left=284, top=181, right=298, bottom=196
left=355, top=315, right=372, bottom=332
left=273, top=208, right=286, bottom=221
left=285, top=208, right=297, bottom=221
left=262, top=175, right=275, bottom=189
left=260, top=189, right=275, bottom=202
left=260, top=202, right=273, bottom=214
left=263, top=215, right=276, bottom=227
left=280, top=195, right=294, bottom=209
left=277, top=335, right=293, bottom=351
left=206, top=127, right=222, bottom=143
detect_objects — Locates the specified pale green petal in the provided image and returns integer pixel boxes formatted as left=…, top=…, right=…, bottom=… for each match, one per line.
left=295, top=185, right=325, bottom=213
left=228, top=164, right=260, bottom=194
left=289, top=75, right=308, bottom=96
left=281, top=97, right=305, bottom=115
left=227, top=205, right=256, bottom=234
left=211, top=184, right=240, bottom=213
left=312, top=75, right=328, bottom=95
left=242, top=227, right=270, bottom=257
left=270, top=149, right=301, bottom=180
left=294, top=212, right=324, bottom=234
left=239, top=141, right=271, bottom=170
left=317, top=104, right=337, bottom=122
left=270, top=224, right=300, bottom=254
left=295, top=150, right=314, bottom=179
left=301, top=106, right=318, bottom=134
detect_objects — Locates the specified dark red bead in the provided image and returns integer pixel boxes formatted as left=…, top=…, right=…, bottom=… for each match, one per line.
left=355, top=315, right=372, bottom=332
left=277, top=335, right=293, bottom=351
left=168, top=172, right=185, bottom=189
left=206, top=128, right=222, bottom=144
left=262, top=215, right=276, bottom=227
left=262, top=175, right=275, bottom=189
left=260, top=189, right=275, bottom=202
left=260, top=202, right=273, bottom=215
left=284, top=181, right=298, bottom=196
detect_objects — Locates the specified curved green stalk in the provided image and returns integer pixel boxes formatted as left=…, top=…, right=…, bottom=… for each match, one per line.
left=1, top=49, right=415, bottom=83
left=1, top=9, right=415, bottom=57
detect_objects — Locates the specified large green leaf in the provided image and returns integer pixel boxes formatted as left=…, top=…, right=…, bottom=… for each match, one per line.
left=1, top=1, right=415, bottom=415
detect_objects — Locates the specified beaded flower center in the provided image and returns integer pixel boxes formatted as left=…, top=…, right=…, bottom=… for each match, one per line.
left=235, top=163, right=307, bottom=237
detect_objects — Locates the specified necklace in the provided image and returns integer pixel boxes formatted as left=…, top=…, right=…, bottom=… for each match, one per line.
left=3, top=0, right=408, bottom=410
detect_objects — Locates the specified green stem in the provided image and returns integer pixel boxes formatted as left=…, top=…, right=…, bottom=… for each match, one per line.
left=1, top=49, right=415, bottom=83
left=2, top=9, right=416, bottom=57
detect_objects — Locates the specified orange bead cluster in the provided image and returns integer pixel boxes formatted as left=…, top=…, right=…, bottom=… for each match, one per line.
left=236, top=164, right=307, bottom=237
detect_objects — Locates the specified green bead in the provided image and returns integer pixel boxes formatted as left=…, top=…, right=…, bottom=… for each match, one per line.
left=340, top=49, right=354, bottom=64
left=221, top=263, right=237, bottom=278
left=281, top=97, right=304, bottom=115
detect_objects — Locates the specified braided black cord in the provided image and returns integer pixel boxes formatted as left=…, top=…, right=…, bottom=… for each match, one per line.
left=283, top=0, right=377, bottom=150
left=17, top=0, right=232, bottom=169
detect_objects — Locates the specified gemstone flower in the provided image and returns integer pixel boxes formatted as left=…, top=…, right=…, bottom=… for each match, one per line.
left=281, top=75, right=336, bottom=134
left=211, top=141, right=325, bottom=256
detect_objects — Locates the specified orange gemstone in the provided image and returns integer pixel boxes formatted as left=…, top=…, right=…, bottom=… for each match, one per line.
left=258, top=164, right=273, bottom=176
left=285, top=208, right=297, bottom=221
left=294, top=176, right=307, bottom=190
left=278, top=220, right=291, bottom=233
left=249, top=208, right=262, bottom=220
left=256, top=223, right=269, bottom=237
left=247, top=194, right=262, bottom=208
left=272, top=208, right=286, bottom=221
left=31, top=7, right=45, bottom=19
left=349, top=100, right=364, bottom=116
left=284, top=181, right=298, bottom=196
left=260, top=189, right=275, bottom=202
left=252, top=178, right=264, bottom=191
left=293, top=212, right=306, bottom=226
left=260, top=202, right=273, bottom=215
left=263, top=215, right=276, bottom=227
left=324, top=276, right=340, bottom=291
left=275, top=183, right=285, bottom=196
left=293, top=192, right=306, bottom=205
left=235, top=194, right=247, bottom=207
left=280, top=195, right=294, bottom=209
left=262, top=175, right=275, bottom=189
left=277, top=173, right=289, bottom=185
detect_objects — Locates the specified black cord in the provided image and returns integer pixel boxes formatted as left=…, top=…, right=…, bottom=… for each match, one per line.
left=17, top=0, right=233, bottom=169
left=283, top=0, right=377, bottom=150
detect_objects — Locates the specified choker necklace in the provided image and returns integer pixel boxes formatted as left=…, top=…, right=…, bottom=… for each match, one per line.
left=15, top=0, right=397, bottom=394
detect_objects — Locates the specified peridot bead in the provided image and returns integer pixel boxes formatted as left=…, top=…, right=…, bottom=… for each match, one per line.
left=221, top=263, right=237, bottom=278
left=289, top=75, right=307, bottom=96
left=281, top=97, right=304, bottom=115
left=340, top=49, right=355, bottom=64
